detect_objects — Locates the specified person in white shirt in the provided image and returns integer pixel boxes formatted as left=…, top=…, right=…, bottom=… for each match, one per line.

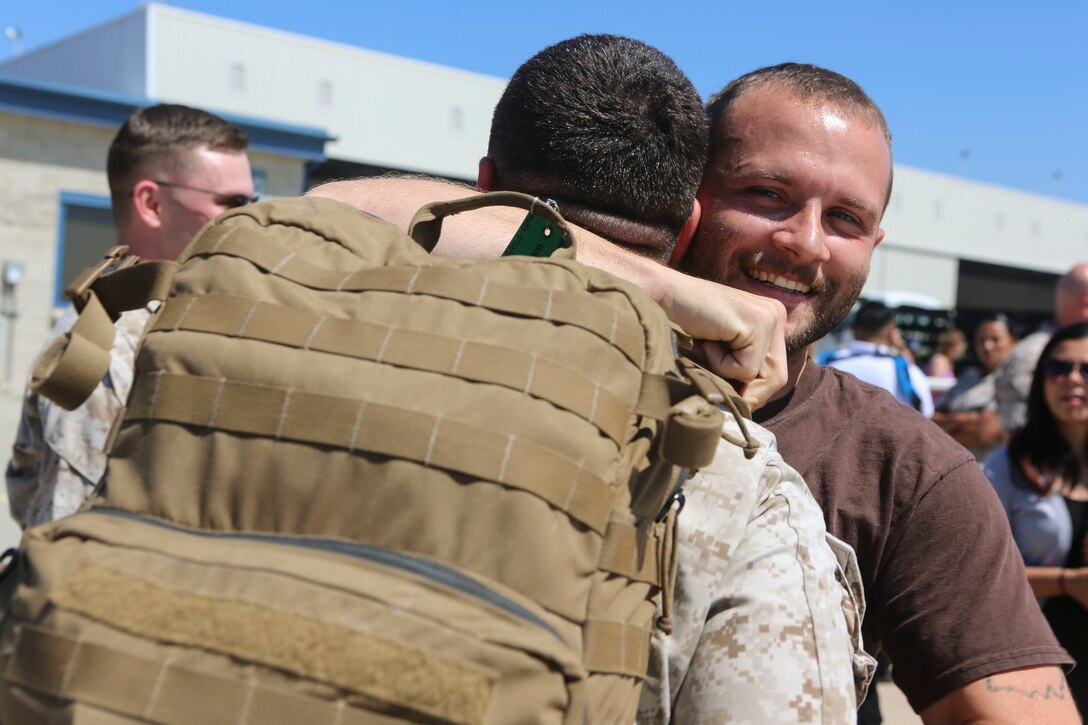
left=825, top=300, right=935, bottom=417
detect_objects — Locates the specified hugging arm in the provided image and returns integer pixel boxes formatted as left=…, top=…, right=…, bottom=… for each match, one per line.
left=307, top=178, right=787, bottom=408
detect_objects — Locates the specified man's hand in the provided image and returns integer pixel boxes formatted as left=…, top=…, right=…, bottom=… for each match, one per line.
left=660, top=275, right=787, bottom=409
left=920, top=666, right=1080, bottom=724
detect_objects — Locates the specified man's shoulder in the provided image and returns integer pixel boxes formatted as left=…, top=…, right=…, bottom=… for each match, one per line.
left=779, top=365, right=971, bottom=473
left=1000, top=331, right=1050, bottom=373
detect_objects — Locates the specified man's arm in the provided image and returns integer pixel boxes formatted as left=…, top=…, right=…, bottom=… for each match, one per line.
left=307, top=178, right=787, bottom=409
left=920, top=666, right=1080, bottom=724
left=6, top=390, right=46, bottom=529
left=932, top=409, right=1006, bottom=448
left=641, top=421, right=869, bottom=723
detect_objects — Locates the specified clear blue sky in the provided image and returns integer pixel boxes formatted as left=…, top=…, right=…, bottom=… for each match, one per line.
left=5, top=1, right=1087, bottom=203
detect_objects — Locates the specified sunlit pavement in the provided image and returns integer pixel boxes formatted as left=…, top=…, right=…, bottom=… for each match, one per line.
left=878, top=681, right=923, bottom=724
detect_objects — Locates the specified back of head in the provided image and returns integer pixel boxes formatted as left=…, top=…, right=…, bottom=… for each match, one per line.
left=487, top=34, right=707, bottom=256
left=1056, top=262, right=1088, bottom=327
left=107, top=104, right=250, bottom=218
left=852, top=301, right=896, bottom=341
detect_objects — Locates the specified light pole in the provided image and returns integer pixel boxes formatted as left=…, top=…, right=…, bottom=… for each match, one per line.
left=3, top=26, right=22, bottom=57
left=1, top=260, right=25, bottom=388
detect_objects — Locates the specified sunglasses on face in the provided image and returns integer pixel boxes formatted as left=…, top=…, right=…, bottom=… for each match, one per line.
left=154, top=180, right=260, bottom=209
left=1042, top=358, right=1088, bottom=380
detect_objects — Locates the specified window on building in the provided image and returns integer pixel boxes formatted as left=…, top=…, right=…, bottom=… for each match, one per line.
left=230, top=63, right=246, bottom=93
left=318, top=80, right=333, bottom=109
left=55, top=192, right=114, bottom=307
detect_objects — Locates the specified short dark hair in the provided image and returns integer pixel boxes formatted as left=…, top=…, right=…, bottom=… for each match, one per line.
left=1009, top=322, right=1088, bottom=493
left=107, top=104, right=249, bottom=203
left=852, top=301, right=896, bottom=337
left=487, top=35, right=707, bottom=248
left=706, top=63, right=893, bottom=208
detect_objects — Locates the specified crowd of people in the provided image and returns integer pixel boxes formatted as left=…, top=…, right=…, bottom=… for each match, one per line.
left=821, top=267, right=1088, bottom=719
left=3, top=31, right=1085, bottom=725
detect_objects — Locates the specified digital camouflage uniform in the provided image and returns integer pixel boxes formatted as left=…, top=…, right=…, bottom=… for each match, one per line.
left=638, top=413, right=873, bottom=725
left=994, top=330, right=1050, bottom=432
left=6, top=307, right=148, bottom=529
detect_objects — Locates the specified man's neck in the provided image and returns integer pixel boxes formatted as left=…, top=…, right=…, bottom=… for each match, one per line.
left=768, top=349, right=809, bottom=403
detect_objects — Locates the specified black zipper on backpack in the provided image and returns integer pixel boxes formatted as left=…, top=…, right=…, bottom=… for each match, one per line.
left=82, top=508, right=564, bottom=642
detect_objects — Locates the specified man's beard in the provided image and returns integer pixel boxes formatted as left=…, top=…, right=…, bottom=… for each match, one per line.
left=681, top=242, right=867, bottom=355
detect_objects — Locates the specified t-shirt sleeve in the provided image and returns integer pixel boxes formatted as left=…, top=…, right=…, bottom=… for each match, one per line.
left=874, top=457, right=1071, bottom=711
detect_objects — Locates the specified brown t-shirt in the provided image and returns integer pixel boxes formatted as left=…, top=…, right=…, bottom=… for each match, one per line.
left=755, top=362, right=1072, bottom=711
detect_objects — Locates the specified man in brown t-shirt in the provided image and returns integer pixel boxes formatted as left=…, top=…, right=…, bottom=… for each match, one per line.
left=679, top=63, right=1076, bottom=722
left=300, top=56, right=1077, bottom=722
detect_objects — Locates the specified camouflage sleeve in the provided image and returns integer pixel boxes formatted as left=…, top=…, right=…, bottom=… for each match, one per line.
left=638, top=420, right=873, bottom=725
left=4, top=309, right=144, bottom=530
left=995, top=332, right=1048, bottom=431
left=6, top=388, right=46, bottom=529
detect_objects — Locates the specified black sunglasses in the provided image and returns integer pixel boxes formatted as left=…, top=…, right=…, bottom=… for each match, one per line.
left=1042, top=358, right=1088, bottom=380
left=153, top=180, right=260, bottom=209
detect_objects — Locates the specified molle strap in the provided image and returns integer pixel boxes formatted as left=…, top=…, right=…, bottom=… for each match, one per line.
left=408, top=191, right=576, bottom=258
left=597, top=522, right=660, bottom=585
left=9, top=622, right=485, bottom=725
left=639, top=367, right=761, bottom=462
left=125, top=372, right=615, bottom=534
left=654, top=508, right=681, bottom=635
left=29, top=259, right=178, bottom=411
left=184, top=232, right=645, bottom=367
left=659, top=396, right=723, bottom=470
left=29, top=293, right=114, bottom=411
left=152, top=294, right=636, bottom=446
left=582, top=620, right=653, bottom=678
left=88, top=260, right=178, bottom=318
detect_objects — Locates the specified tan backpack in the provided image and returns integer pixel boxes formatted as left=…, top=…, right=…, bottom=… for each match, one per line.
left=2, top=194, right=745, bottom=724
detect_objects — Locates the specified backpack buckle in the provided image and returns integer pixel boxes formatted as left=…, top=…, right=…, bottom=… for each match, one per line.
left=65, top=246, right=140, bottom=311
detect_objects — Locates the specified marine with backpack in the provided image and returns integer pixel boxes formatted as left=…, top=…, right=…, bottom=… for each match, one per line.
left=0, top=193, right=744, bottom=724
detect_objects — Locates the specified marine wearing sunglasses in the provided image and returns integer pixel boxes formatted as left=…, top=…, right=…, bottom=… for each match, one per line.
left=153, top=180, right=260, bottom=209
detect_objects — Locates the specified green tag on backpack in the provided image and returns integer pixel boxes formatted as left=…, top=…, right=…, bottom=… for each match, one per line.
left=503, top=207, right=564, bottom=258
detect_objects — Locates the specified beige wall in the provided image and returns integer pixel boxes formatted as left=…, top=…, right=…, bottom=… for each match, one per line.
left=0, top=112, right=113, bottom=389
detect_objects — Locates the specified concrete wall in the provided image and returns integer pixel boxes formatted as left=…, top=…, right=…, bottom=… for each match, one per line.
left=883, top=166, right=1088, bottom=275
left=0, top=112, right=112, bottom=389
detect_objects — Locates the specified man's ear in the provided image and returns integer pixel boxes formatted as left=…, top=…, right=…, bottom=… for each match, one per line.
left=477, top=157, right=497, bottom=191
left=668, top=198, right=701, bottom=268
left=874, top=227, right=885, bottom=248
left=130, top=179, right=165, bottom=230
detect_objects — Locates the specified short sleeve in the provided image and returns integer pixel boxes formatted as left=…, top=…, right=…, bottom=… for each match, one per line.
left=875, top=458, right=1070, bottom=710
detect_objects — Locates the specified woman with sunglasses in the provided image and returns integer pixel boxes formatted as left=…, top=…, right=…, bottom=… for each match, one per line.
left=982, top=321, right=1088, bottom=712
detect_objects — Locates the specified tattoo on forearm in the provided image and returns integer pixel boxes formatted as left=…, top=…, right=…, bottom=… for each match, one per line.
left=985, top=676, right=1067, bottom=700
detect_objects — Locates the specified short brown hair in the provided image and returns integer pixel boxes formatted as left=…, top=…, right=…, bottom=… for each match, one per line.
left=488, top=34, right=707, bottom=240
left=107, top=104, right=249, bottom=202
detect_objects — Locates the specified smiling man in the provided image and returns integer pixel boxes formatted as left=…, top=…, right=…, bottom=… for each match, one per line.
left=682, top=64, right=1076, bottom=724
